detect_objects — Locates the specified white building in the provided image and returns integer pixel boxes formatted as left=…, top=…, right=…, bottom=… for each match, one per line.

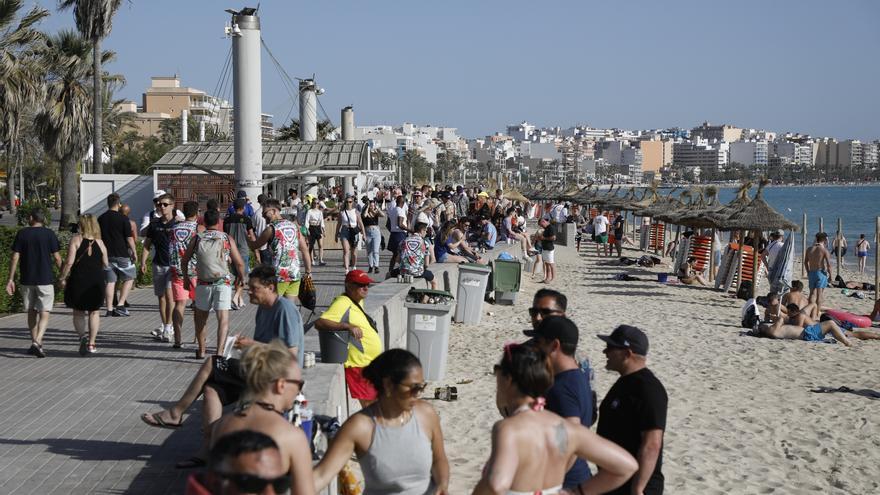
left=729, top=141, right=769, bottom=168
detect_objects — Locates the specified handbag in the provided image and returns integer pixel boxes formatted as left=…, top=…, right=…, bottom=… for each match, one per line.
left=299, top=274, right=317, bottom=311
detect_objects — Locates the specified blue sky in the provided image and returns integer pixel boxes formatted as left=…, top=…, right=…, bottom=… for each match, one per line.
left=35, top=0, right=880, bottom=140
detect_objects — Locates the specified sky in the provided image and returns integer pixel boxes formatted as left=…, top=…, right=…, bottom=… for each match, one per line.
left=33, top=0, right=880, bottom=140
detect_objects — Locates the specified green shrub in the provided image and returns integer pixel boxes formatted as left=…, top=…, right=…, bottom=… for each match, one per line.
left=15, top=200, right=53, bottom=227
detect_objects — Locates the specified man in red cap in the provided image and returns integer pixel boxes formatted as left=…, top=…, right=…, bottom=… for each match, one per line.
left=315, top=269, right=383, bottom=406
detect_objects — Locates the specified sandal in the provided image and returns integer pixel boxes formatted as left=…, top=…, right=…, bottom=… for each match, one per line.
left=140, top=412, right=182, bottom=429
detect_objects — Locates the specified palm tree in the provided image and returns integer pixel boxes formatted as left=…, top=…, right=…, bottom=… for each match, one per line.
left=0, top=0, right=49, bottom=212
left=58, top=0, right=122, bottom=174
left=276, top=118, right=336, bottom=141
left=35, top=30, right=110, bottom=228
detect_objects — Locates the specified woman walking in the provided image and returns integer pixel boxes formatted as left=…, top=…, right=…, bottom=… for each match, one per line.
left=336, top=196, right=366, bottom=273
left=856, top=234, right=870, bottom=274
left=313, top=349, right=450, bottom=495
left=473, top=344, right=637, bottom=495
left=60, top=214, right=109, bottom=355
left=362, top=198, right=385, bottom=273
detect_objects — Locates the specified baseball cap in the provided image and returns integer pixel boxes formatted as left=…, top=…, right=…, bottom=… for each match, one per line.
left=477, top=191, right=489, bottom=198
left=523, top=315, right=579, bottom=348
left=237, top=190, right=248, bottom=199
left=456, top=185, right=464, bottom=192
left=597, top=325, right=649, bottom=355
left=153, top=189, right=166, bottom=199
left=345, top=269, right=375, bottom=285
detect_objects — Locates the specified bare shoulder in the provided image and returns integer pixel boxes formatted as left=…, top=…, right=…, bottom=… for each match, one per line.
left=414, top=400, right=439, bottom=420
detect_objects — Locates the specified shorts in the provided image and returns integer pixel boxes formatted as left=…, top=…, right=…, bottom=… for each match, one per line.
left=345, top=366, right=378, bottom=400
left=832, top=247, right=847, bottom=257
left=22, top=285, right=54, bottom=312
left=808, top=270, right=828, bottom=290
left=341, top=226, right=359, bottom=246
left=171, top=274, right=196, bottom=302
left=388, top=231, right=406, bottom=254
left=543, top=249, right=556, bottom=264
left=857, top=251, right=868, bottom=258
left=195, top=283, right=232, bottom=311
left=596, top=233, right=608, bottom=244
left=259, top=249, right=272, bottom=266
left=801, top=323, right=824, bottom=342
left=277, top=279, right=302, bottom=298
left=308, top=225, right=323, bottom=240
left=105, top=256, right=136, bottom=283
left=205, top=356, right=245, bottom=406
left=152, top=265, right=173, bottom=297
left=415, top=269, right=435, bottom=282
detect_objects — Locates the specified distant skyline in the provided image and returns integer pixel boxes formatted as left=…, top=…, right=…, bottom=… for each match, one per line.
left=34, top=0, right=880, bottom=141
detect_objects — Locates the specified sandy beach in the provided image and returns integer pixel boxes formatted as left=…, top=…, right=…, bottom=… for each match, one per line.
left=432, top=243, right=880, bottom=494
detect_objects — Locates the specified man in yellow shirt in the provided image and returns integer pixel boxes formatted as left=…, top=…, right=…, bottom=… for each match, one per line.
left=315, top=270, right=383, bottom=405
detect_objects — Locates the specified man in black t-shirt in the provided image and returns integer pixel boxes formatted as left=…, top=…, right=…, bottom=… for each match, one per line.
left=612, top=211, right=625, bottom=257
left=5, top=209, right=61, bottom=357
left=224, top=198, right=255, bottom=309
left=597, top=325, right=668, bottom=495
left=98, top=193, right=138, bottom=317
left=534, top=217, right=557, bottom=283
left=141, top=193, right=177, bottom=341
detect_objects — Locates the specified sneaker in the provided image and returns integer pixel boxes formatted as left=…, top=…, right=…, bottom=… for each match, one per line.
left=33, top=345, right=46, bottom=358
left=105, top=309, right=119, bottom=317
left=87, top=345, right=97, bottom=354
left=115, top=306, right=130, bottom=317
left=79, top=337, right=88, bottom=356
left=27, top=343, right=38, bottom=356
left=230, top=302, right=239, bottom=311
left=318, top=261, right=327, bottom=266
left=162, top=328, right=173, bottom=343
left=150, top=327, right=164, bottom=340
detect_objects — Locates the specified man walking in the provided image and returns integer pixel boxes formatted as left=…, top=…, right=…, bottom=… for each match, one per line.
left=612, top=210, right=625, bottom=257
left=525, top=314, right=596, bottom=491
left=248, top=198, right=311, bottom=304
left=597, top=325, right=667, bottom=495
left=168, top=201, right=200, bottom=347
left=534, top=217, right=556, bottom=283
left=251, top=193, right=270, bottom=266
left=804, top=232, right=832, bottom=315
left=387, top=194, right=409, bottom=271
left=98, top=193, right=138, bottom=316
left=593, top=210, right=610, bottom=257
left=141, top=192, right=178, bottom=341
left=183, top=209, right=246, bottom=358
left=454, top=185, right=470, bottom=220
left=6, top=209, right=61, bottom=357
left=399, top=222, right=437, bottom=289
left=224, top=198, right=256, bottom=310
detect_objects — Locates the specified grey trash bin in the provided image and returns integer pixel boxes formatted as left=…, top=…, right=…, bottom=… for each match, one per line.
left=405, top=298, right=454, bottom=381
left=318, top=330, right=349, bottom=364
left=454, top=263, right=491, bottom=324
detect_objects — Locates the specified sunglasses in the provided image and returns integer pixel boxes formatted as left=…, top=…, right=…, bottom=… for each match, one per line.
left=528, top=307, right=562, bottom=318
left=216, top=472, right=291, bottom=493
left=158, top=202, right=172, bottom=208
left=400, top=382, right=428, bottom=396
left=284, top=378, right=305, bottom=389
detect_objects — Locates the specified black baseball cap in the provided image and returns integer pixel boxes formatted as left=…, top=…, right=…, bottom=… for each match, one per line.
left=597, top=325, right=649, bottom=355
left=523, top=315, right=578, bottom=347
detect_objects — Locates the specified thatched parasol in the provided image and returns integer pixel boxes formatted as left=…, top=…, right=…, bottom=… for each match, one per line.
left=505, top=190, right=530, bottom=203
left=632, top=187, right=680, bottom=218
left=654, top=190, right=696, bottom=224
left=723, top=180, right=799, bottom=232
left=592, top=185, right=624, bottom=207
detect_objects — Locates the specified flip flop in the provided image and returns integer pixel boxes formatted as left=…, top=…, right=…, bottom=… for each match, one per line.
left=141, top=412, right=182, bottom=429
left=175, top=456, right=206, bottom=469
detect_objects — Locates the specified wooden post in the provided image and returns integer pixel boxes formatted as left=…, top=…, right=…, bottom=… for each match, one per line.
left=836, top=218, right=843, bottom=280
left=709, top=228, right=716, bottom=283
left=801, top=213, right=807, bottom=278
left=735, top=231, right=745, bottom=294
left=875, top=217, right=879, bottom=302
left=819, top=217, right=824, bottom=234
left=752, top=230, right=760, bottom=298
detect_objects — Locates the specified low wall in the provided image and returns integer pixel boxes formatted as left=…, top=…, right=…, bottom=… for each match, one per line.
left=301, top=363, right=344, bottom=495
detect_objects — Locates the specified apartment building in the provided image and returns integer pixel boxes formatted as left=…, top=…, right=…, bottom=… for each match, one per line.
left=638, top=139, right=673, bottom=174
left=690, top=122, right=742, bottom=142
left=673, top=141, right=728, bottom=173
left=729, top=141, right=769, bottom=168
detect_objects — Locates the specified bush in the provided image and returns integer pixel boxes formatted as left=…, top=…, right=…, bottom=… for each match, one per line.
left=16, top=200, right=53, bottom=227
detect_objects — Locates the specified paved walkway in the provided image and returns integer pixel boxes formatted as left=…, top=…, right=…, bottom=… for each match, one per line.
left=0, top=248, right=388, bottom=494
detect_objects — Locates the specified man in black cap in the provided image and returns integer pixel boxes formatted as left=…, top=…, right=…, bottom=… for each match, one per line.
left=525, top=314, right=596, bottom=491
left=596, top=325, right=667, bottom=495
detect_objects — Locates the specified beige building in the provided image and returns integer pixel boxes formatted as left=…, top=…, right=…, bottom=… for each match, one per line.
left=638, top=139, right=673, bottom=173
left=690, top=122, right=743, bottom=142
left=115, top=101, right=170, bottom=138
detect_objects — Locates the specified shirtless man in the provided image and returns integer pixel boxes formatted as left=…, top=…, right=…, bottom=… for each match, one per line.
left=758, top=317, right=852, bottom=346
left=781, top=280, right=819, bottom=320
left=804, top=233, right=831, bottom=315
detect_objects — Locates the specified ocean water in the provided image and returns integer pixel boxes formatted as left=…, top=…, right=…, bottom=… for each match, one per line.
left=713, top=185, right=880, bottom=266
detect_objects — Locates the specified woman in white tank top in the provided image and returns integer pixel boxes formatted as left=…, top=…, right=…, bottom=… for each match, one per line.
left=336, top=197, right=366, bottom=273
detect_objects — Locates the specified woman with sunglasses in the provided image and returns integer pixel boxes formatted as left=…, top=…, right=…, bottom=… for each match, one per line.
left=314, top=349, right=450, bottom=495
left=474, top=344, right=637, bottom=495
left=336, top=196, right=367, bottom=273
left=210, top=339, right=315, bottom=495
left=362, top=199, right=385, bottom=273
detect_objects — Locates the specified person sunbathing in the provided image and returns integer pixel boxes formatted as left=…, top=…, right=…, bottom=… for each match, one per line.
left=758, top=305, right=880, bottom=346
left=677, top=256, right=708, bottom=286
left=781, top=280, right=819, bottom=320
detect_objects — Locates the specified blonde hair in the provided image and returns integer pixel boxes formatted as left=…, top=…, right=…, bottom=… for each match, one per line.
left=79, top=214, right=101, bottom=239
left=239, top=339, right=297, bottom=399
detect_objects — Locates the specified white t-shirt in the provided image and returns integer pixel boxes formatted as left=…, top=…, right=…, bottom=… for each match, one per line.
left=388, top=205, right=407, bottom=233
left=767, top=239, right=784, bottom=267
left=593, top=215, right=610, bottom=235
left=340, top=208, right=358, bottom=228
left=305, top=208, right=325, bottom=228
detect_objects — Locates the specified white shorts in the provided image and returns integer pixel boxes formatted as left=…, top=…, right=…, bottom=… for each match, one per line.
left=543, top=250, right=555, bottom=264
left=22, top=285, right=54, bottom=312
left=195, top=284, right=232, bottom=312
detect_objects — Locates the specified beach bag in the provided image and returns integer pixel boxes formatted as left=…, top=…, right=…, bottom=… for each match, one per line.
left=196, top=232, right=229, bottom=283
left=741, top=299, right=760, bottom=329
left=299, top=274, right=316, bottom=311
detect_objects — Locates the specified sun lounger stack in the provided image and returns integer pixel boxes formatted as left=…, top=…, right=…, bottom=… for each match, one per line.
left=649, top=222, right=665, bottom=252
left=688, top=235, right=712, bottom=273
left=717, top=243, right=763, bottom=292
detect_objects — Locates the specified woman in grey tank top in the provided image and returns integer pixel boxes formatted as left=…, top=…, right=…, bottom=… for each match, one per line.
left=313, top=349, right=450, bottom=494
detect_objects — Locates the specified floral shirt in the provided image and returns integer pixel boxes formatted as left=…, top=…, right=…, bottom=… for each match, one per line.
left=196, top=229, right=233, bottom=286
left=400, top=234, right=428, bottom=277
left=170, top=220, right=198, bottom=277
left=270, top=219, right=301, bottom=282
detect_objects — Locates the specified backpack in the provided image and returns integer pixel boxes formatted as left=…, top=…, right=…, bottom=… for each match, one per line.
left=196, top=232, right=229, bottom=283
left=741, top=299, right=760, bottom=329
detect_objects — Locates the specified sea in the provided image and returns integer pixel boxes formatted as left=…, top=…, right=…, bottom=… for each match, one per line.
left=711, top=185, right=880, bottom=267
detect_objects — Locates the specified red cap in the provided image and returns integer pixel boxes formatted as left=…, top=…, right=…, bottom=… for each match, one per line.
left=345, top=269, right=375, bottom=285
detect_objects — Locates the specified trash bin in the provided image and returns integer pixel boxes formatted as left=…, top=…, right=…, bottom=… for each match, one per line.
left=405, top=289, right=454, bottom=381
left=318, top=330, right=349, bottom=364
left=454, top=263, right=491, bottom=324
left=491, top=259, right=522, bottom=305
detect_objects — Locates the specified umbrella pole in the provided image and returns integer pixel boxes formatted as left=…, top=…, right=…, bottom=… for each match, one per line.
left=836, top=218, right=842, bottom=280
left=709, top=228, right=716, bottom=283
left=752, top=230, right=760, bottom=299
left=801, top=213, right=807, bottom=278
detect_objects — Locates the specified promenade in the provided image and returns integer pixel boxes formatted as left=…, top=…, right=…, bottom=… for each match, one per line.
left=0, top=248, right=383, bottom=494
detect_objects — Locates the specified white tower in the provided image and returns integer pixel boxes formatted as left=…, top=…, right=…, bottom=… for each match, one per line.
left=230, top=7, right=263, bottom=200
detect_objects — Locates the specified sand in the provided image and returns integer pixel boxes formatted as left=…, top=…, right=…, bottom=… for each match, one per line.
left=431, top=244, right=880, bottom=495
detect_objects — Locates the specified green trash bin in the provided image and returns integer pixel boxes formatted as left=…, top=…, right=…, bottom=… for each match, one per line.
left=491, top=259, right=523, bottom=305
left=405, top=289, right=454, bottom=381
left=454, top=263, right=491, bottom=324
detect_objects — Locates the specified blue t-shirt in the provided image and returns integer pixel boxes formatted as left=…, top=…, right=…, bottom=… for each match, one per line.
left=254, top=296, right=304, bottom=363
left=483, top=223, right=497, bottom=248
left=545, top=368, right=594, bottom=487
left=227, top=202, right=255, bottom=218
